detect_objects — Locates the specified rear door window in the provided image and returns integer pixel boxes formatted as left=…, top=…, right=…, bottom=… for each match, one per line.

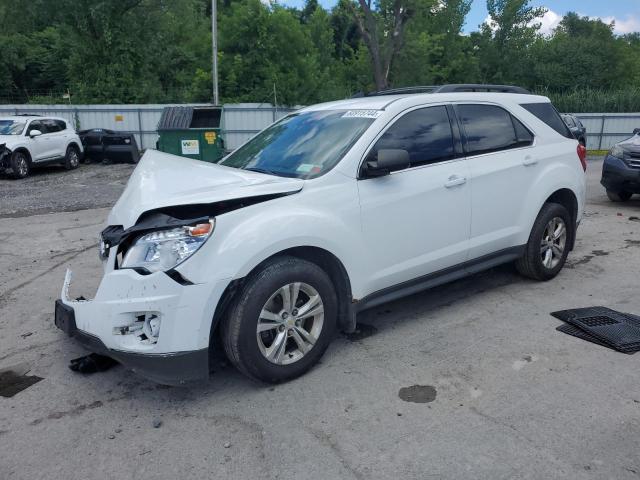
left=43, top=119, right=62, bottom=133
left=521, top=103, right=573, bottom=139
left=369, top=105, right=455, bottom=169
left=455, top=104, right=533, bottom=156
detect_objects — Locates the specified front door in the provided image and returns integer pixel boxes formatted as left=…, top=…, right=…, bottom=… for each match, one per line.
left=357, top=105, right=471, bottom=295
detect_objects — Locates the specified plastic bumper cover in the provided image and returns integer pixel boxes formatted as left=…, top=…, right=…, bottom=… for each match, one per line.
left=601, top=155, right=640, bottom=193
left=56, top=268, right=230, bottom=385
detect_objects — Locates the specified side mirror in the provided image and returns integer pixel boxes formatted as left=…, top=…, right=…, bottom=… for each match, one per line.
left=29, top=129, right=42, bottom=138
left=365, top=149, right=410, bottom=177
left=633, top=128, right=640, bottom=136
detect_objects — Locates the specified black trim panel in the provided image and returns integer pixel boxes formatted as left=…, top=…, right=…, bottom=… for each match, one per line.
left=355, top=245, right=525, bottom=312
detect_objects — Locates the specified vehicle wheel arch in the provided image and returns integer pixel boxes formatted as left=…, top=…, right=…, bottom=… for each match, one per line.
left=208, top=245, right=355, bottom=359
left=67, top=141, right=81, bottom=153
left=542, top=188, right=578, bottom=250
left=13, top=147, right=32, bottom=164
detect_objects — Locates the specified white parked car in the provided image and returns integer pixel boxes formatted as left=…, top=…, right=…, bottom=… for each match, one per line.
left=0, top=115, right=83, bottom=179
left=56, top=85, right=587, bottom=385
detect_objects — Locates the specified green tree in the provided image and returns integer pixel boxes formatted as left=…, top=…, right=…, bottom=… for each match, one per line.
left=471, top=0, right=546, bottom=85
left=531, top=13, right=629, bottom=91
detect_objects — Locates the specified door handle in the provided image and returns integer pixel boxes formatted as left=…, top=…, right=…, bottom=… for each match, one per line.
left=444, top=175, right=467, bottom=188
left=523, top=155, right=538, bottom=166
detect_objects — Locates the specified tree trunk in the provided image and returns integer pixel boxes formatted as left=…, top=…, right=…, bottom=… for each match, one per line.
left=350, top=0, right=410, bottom=92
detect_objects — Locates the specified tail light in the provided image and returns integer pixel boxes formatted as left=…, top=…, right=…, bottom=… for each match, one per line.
left=577, top=144, right=587, bottom=171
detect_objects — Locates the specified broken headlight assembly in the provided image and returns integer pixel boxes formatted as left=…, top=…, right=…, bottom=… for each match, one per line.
left=121, top=219, right=215, bottom=273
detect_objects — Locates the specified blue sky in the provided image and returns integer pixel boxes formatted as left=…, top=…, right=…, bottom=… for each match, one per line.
left=279, top=0, right=640, bottom=34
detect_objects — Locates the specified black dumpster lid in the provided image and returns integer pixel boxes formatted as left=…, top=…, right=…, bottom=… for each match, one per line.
left=158, top=106, right=222, bottom=130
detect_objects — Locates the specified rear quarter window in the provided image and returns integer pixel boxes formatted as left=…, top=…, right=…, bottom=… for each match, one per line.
left=521, top=103, right=573, bottom=139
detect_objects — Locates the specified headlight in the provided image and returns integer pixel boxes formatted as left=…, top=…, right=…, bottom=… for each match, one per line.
left=121, top=219, right=215, bottom=273
left=609, top=145, right=625, bottom=160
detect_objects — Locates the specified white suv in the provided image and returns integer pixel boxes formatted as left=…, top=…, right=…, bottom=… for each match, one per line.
left=56, top=86, right=587, bottom=385
left=0, top=115, right=83, bottom=179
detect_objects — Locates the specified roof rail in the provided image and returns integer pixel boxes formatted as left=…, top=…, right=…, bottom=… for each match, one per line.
left=353, top=83, right=531, bottom=98
left=14, top=113, right=41, bottom=116
left=432, top=84, right=531, bottom=94
left=351, top=86, right=438, bottom=98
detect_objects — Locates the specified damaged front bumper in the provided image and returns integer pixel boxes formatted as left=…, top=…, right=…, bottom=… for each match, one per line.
left=0, top=143, right=12, bottom=171
left=56, top=268, right=229, bottom=386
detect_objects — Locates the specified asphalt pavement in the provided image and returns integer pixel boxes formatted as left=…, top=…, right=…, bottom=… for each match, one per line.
left=1, top=156, right=639, bottom=480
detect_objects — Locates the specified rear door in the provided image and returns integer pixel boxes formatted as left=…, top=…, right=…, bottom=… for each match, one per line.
left=357, top=105, right=471, bottom=293
left=42, top=119, right=67, bottom=158
left=454, top=103, right=535, bottom=260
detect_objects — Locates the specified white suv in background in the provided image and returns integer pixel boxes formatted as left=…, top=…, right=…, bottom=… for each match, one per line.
left=56, top=85, right=587, bottom=385
left=0, top=115, right=83, bottom=179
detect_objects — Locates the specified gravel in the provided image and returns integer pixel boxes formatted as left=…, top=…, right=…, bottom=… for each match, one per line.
left=0, top=163, right=134, bottom=218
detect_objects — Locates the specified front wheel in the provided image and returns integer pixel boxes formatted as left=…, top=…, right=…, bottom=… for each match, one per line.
left=606, top=189, right=632, bottom=202
left=9, top=151, right=30, bottom=179
left=516, top=203, right=572, bottom=281
left=221, top=256, right=337, bottom=383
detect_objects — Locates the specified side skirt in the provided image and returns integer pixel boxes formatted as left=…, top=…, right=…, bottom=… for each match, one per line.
left=354, top=245, right=525, bottom=313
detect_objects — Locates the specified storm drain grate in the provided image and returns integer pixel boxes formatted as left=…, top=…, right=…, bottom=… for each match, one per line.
left=552, top=307, right=640, bottom=353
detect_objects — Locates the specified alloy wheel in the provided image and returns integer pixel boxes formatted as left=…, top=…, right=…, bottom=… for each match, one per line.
left=256, top=282, right=324, bottom=365
left=69, top=149, right=79, bottom=167
left=540, top=216, right=567, bottom=269
left=16, top=154, right=28, bottom=177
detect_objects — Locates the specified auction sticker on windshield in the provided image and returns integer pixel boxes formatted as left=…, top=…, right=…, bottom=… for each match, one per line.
left=342, top=110, right=382, bottom=119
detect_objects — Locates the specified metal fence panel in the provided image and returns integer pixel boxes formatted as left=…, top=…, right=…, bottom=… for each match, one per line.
left=223, top=103, right=297, bottom=149
left=0, top=104, right=637, bottom=152
left=573, top=113, right=640, bottom=150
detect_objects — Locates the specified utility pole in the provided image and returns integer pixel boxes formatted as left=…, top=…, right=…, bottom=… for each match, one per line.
left=211, top=0, right=219, bottom=105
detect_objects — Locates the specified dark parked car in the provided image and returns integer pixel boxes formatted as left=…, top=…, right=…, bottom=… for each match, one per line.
left=78, top=128, right=140, bottom=164
left=601, top=128, right=640, bottom=201
left=561, top=114, right=587, bottom=146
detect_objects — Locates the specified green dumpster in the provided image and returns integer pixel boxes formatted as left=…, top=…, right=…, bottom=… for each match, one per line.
left=156, top=106, right=224, bottom=162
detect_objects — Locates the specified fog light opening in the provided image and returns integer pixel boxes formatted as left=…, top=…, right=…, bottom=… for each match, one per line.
left=113, top=312, right=161, bottom=345
left=142, top=314, right=161, bottom=344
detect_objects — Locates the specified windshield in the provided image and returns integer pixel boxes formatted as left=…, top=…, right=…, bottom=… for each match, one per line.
left=0, top=120, right=26, bottom=135
left=219, top=110, right=376, bottom=179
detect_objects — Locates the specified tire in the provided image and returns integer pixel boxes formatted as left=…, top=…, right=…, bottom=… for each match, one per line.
left=606, top=189, right=632, bottom=202
left=64, top=145, right=80, bottom=170
left=516, top=202, right=572, bottom=281
left=221, top=256, right=337, bottom=383
left=9, top=150, right=30, bottom=179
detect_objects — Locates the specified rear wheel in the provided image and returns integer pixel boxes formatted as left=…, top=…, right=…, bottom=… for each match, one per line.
left=221, top=256, right=337, bottom=383
left=64, top=145, right=80, bottom=170
left=606, top=189, right=632, bottom=202
left=516, top=203, right=572, bottom=281
left=9, top=151, right=30, bottom=179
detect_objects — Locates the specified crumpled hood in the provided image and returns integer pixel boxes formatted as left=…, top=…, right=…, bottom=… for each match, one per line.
left=108, top=150, right=304, bottom=228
